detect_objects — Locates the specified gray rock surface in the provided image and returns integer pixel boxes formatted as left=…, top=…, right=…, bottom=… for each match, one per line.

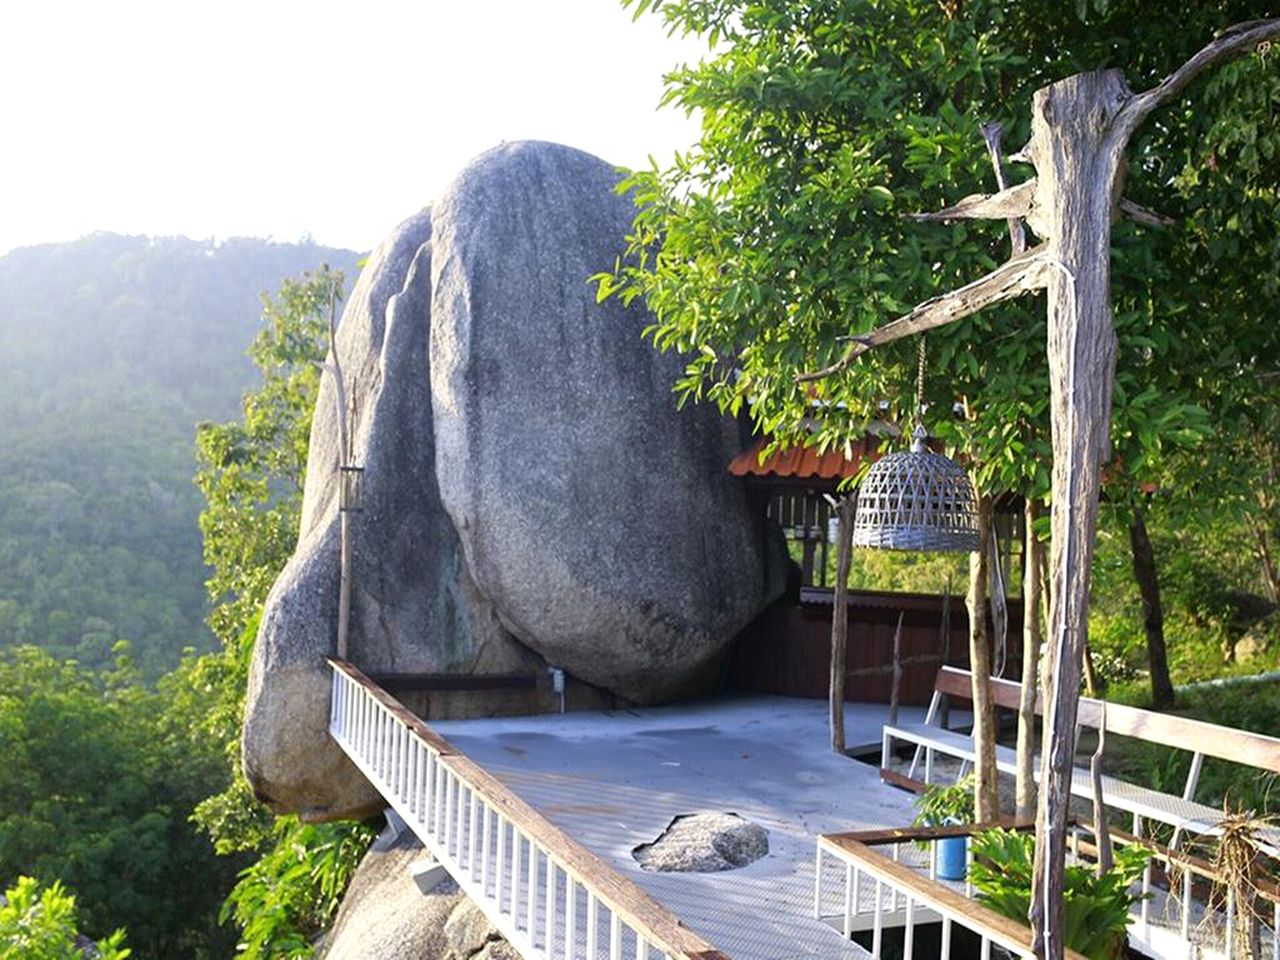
left=244, top=140, right=787, bottom=819
left=319, top=828, right=508, bottom=960
left=633, top=812, right=769, bottom=872
left=243, top=212, right=568, bottom=820
left=430, top=141, right=787, bottom=702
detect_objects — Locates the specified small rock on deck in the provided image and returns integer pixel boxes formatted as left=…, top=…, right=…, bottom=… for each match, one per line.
left=433, top=695, right=933, bottom=960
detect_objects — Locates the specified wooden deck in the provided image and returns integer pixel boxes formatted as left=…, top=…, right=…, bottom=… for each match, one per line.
left=432, top=695, right=942, bottom=960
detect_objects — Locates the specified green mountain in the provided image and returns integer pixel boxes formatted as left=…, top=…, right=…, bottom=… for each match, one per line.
left=0, top=233, right=362, bottom=675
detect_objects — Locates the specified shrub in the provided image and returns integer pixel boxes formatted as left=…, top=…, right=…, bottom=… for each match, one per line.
left=968, top=829, right=1148, bottom=960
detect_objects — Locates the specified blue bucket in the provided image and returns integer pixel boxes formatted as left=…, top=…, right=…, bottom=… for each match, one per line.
left=937, top=833, right=968, bottom=881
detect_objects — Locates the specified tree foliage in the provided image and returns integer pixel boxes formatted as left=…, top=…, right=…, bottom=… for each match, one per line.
left=191, top=265, right=375, bottom=957
left=0, top=234, right=359, bottom=676
left=0, top=876, right=129, bottom=960
left=603, top=0, right=1277, bottom=506
left=0, top=646, right=237, bottom=957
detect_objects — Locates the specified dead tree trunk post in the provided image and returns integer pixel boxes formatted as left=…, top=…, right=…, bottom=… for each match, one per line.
left=1129, top=505, right=1174, bottom=707
left=1016, top=497, right=1043, bottom=822
left=967, top=493, right=1000, bottom=820
left=829, top=495, right=855, bottom=754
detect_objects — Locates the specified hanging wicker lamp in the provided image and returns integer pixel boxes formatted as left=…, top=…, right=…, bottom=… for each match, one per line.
left=851, top=338, right=980, bottom=553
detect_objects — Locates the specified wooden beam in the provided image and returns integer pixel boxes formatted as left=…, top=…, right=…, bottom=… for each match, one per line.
left=931, top=666, right=1280, bottom=773
left=369, top=672, right=538, bottom=693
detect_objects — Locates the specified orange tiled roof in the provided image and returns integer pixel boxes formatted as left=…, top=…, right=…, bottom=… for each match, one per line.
left=727, top=435, right=876, bottom=481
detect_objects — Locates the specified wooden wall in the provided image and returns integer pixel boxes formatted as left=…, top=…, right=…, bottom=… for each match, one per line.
left=723, top=588, right=1025, bottom=707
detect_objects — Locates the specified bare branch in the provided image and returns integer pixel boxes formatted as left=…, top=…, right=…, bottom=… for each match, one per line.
left=796, top=244, right=1051, bottom=383
left=907, top=180, right=1035, bottom=223
left=1117, top=18, right=1280, bottom=139
left=1118, top=198, right=1177, bottom=229
left=981, top=122, right=1028, bottom=256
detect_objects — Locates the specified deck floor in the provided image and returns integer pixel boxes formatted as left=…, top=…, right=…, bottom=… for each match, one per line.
left=433, top=695, right=936, bottom=960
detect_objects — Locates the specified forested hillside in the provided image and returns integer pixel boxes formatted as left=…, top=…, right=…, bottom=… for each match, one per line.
left=0, top=234, right=361, bottom=675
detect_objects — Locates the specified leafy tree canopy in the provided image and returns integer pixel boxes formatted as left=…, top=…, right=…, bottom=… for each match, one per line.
left=603, top=0, right=1278, bottom=502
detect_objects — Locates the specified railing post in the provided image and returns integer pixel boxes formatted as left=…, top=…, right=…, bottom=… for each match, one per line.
left=587, top=893, right=599, bottom=960
left=528, top=842, right=538, bottom=937
left=813, top=846, right=823, bottom=918
left=566, top=878, right=577, bottom=960
left=842, top=862, right=854, bottom=937
left=511, top=830, right=523, bottom=920
left=546, top=856, right=557, bottom=957
left=872, top=879, right=883, bottom=958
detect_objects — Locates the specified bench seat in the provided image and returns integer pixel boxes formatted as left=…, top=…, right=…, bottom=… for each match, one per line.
left=883, top=719, right=1280, bottom=855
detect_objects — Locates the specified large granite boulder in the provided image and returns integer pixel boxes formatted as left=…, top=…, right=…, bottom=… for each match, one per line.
left=430, top=141, right=786, bottom=702
left=319, top=828, right=515, bottom=960
left=243, top=212, right=567, bottom=820
left=244, top=141, right=786, bottom=820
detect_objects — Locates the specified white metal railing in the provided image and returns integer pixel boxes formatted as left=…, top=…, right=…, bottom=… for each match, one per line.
left=815, top=827, right=1090, bottom=960
left=327, top=659, right=727, bottom=960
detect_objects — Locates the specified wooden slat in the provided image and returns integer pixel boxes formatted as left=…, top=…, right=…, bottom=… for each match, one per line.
left=933, top=667, right=1280, bottom=772
left=328, top=658, right=723, bottom=960
left=822, top=817, right=1028, bottom=849
left=879, top=767, right=928, bottom=795
left=819, top=835, right=1088, bottom=960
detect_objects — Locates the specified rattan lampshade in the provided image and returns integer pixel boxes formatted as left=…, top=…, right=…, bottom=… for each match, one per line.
left=851, top=424, right=980, bottom=552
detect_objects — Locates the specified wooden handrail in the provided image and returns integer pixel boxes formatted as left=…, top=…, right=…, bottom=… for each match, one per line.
left=934, top=666, right=1280, bottom=773
left=818, top=831, right=1090, bottom=960
left=328, top=658, right=725, bottom=960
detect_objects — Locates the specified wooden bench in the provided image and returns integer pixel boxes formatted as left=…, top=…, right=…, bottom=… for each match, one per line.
left=881, top=666, right=1280, bottom=854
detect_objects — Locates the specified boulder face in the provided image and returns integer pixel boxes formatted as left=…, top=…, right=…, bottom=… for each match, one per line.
left=430, top=141, right=786, bottom=702
left=243, top=212, right=563, bottom=820
left=244, top=140, right=787, bottom=820
left=319, top=828, right=515, bottom=960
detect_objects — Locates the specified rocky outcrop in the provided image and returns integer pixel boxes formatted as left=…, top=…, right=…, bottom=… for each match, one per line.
left=319, top=829, right=514, bottom=960
left=632, top=812, right=769, bottom=872
left=243, top=213, right=565, bottom=820
left=244, top=141, right=786, bottom=820
left=430, top=141, right=786, bottom=702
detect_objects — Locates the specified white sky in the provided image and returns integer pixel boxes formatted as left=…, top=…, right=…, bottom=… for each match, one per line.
left=0, top=0, right=707, bottom=256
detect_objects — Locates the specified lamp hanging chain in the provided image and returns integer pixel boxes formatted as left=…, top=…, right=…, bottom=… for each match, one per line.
left=916, top=335, right=927, bottom=427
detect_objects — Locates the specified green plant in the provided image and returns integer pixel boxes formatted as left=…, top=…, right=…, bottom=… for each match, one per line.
left=911, top=776, right=976, bottom=829
left=968, top=829, right=1149, bottom=959
left=0, top=876, right=129, bottom=960
left=219, top=817, right=377, bottom=960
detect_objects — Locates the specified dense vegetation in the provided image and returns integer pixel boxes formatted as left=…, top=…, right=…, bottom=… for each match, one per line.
left=1, top=4, right=1276, bottom=956
left=0, top=234, right=360, bottom=676
left=607, top=0, right=1279, bottom=700
left=0, top=240, right=367, bottom=956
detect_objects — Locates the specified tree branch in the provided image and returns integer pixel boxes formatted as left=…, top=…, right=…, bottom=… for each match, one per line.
left=906, top=180, right=1035, bottom=223
left=796, top=244, right=1051, bottom=383
left=981, top=122, right=1028, bottom=256
left=1118, top=197, right=1177, bottom=228
left=1117, top=18, right=1280, bottom=139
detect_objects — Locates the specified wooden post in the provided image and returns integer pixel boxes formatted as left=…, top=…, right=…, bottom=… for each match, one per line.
left=1028, top=69, right=1126, bottom=960
left=887, top=611, right=905, bottom=728
left=1016, top=498, right=1043, bottom=823
left=1129, top=506, right=1174, bottom=707
left=829, top=496, right=854, bottom=754
left=967, top=493, right=999, bottom=821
